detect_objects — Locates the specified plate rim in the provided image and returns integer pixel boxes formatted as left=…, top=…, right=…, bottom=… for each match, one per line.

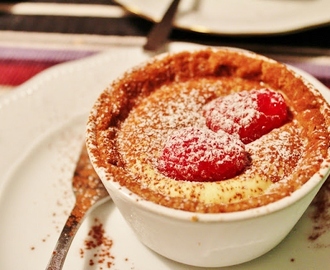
left=1, top=42, right=330, bottom=269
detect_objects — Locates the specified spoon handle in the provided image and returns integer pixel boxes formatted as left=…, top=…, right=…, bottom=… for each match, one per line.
left=45, top=203, right=87, bottom=270
left=143, top=0, right=181, bottom=51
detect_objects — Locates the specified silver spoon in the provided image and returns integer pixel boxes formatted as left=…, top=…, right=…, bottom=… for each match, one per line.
left=45, top=144, right=110, bottom=270
left=46, top=1, right=182, bottom=268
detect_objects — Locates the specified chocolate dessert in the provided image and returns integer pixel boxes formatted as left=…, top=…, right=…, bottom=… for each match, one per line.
left=87, top=48, right=330, bottom=213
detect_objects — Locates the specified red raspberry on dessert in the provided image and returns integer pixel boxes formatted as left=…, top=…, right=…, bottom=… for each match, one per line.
left=203, top=88, right=288, bottom=144
left=157, top=127, right=249, bottom=182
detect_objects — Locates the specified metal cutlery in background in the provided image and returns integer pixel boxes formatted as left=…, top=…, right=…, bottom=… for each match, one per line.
left=143, top=0, right=181, bottom=52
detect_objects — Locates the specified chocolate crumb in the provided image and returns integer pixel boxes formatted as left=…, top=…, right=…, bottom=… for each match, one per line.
left=81, top=218, right=114, bottom=269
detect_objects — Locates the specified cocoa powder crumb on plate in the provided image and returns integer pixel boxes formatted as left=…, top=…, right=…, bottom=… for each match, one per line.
left=308, top=175, right=330, bottom=245
left=81, top=218, right=114, bottom=269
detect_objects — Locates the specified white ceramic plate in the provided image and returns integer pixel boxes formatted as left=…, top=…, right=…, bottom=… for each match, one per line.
left=115, top=0, right=330, bottom=35
left=1, top=43, right=330, bottom=270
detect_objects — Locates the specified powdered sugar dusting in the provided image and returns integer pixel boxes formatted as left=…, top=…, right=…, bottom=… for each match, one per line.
left=246, top=122, right=305, bottom=184
left=203, top=88, right=288, bottom=143
left=115, top=75, right=303, bottom=206
left=157, top=127, right=248, bottom=181
left=117, top=80, right=214, bottom=171
left=204, top=90, right=259, bottom=134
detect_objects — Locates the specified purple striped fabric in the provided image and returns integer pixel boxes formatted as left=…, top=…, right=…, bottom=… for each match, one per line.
left=0, top=45, right=329, bottom=89
left=0, top=46, right=98, bottom=86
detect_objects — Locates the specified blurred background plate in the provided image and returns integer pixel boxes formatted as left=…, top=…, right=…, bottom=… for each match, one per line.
left=115, top=0, right=330, bottom=35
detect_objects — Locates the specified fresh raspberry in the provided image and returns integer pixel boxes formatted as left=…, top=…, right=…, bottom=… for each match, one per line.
left=203, top=88, right=287, bottom=143
left=157, top=127, right=248, bottom=182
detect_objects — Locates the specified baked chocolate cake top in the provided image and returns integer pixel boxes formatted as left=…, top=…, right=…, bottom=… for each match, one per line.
left=87, top=48, right=330, bottom=213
